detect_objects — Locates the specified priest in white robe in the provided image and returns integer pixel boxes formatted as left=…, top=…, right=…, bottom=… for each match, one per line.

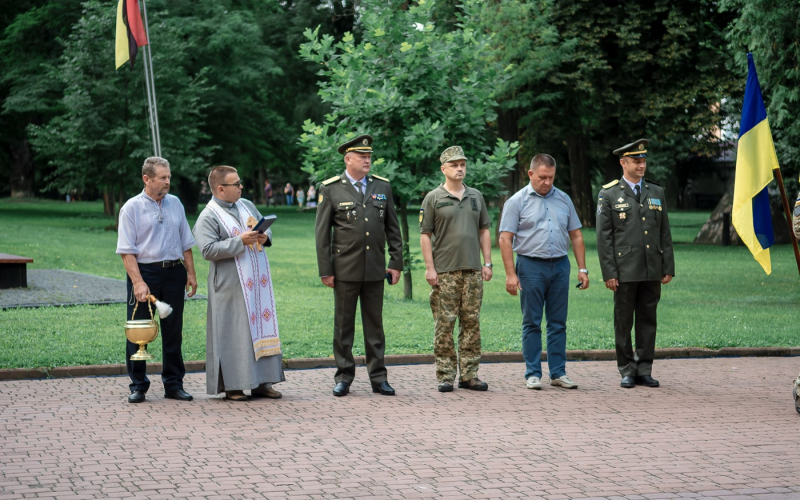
left=193, top=165, right=284, bottom=401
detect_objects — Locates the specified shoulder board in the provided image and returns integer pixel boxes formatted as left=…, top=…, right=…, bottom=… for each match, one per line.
left=321, top=176, right=340, bottom=186
left=371, top=174, right=390, bottom=183
left=602, top=179, right=619, bottom=189
left=644, top=178, right=660, bottom=186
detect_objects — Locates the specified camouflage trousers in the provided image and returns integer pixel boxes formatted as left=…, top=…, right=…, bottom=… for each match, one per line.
left=429, top=270, right=483, bottom=383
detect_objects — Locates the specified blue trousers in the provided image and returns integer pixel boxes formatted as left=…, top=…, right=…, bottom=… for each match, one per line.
left=516, top=255, right=570, bottom=380
left=126, top=264, right=187, bottom=394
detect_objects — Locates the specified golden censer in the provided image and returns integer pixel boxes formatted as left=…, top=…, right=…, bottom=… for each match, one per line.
left=125, top=299, right=159, bottom=361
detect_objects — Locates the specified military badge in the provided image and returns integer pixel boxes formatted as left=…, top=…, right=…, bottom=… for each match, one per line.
left=419, top=208, right=424, bottom=223
left=614, top=203, right=629, bottom=209
left=794, top=204, right=800, bottom=217
left=597, top=203, right=602, bottom=215
left=375, top=194, right=386, bottom=200
left=471, top=197, right=478, bottom=211
left=619, top=212, right=627, bottom=220
left=617, top=197, right=624, bottom=203
left=318, top=194, right=323, bottom=204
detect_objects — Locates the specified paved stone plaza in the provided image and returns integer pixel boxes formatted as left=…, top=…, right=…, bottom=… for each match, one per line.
left=1, top=357, right=799, bottom=499
left=0, top=270, right=205, bottom=309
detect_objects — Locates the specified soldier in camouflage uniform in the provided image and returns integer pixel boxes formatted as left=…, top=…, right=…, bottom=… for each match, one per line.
left=420, top=146, right=493, bottom=392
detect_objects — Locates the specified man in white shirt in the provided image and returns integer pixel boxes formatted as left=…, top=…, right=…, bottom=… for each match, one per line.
left=117, top=156, right=198, bottom=404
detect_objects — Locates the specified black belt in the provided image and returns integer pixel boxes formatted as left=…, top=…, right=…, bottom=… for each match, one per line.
left=140, top=260, right=182, bottom=268
left=522, top=255, right=567, bottom=262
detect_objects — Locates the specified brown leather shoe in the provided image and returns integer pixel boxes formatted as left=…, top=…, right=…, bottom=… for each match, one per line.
left=458, top=378, right=488, bottom=391
left=224, top=390, right=248, bottom=401
left=251, top=384, right=282, bottom=399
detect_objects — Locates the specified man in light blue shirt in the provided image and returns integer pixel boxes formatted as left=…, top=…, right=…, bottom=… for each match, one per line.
left=117, top=156, right=197, bottom=404
left=499, top=154, right=589, bottom=391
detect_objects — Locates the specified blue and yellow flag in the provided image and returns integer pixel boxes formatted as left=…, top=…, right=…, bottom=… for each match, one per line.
left=732, top=53, right=780, bottom=274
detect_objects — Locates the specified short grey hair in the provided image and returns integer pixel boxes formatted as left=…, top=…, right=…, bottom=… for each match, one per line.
left=530, top=153, right=556, bottom=171
left=142, top=156, right=170, bottom=178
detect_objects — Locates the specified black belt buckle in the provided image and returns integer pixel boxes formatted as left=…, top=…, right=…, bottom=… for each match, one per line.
left=163, top=260, right=180, bottom=268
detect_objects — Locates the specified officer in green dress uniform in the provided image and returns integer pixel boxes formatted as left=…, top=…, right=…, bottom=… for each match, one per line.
left=314, top=134, right=403, bottom=397
left=596, top=139, right=675, bottom=389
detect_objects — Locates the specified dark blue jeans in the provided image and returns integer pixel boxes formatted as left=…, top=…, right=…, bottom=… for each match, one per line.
left=516, top=255, right=570, bottom=380
left=126, top=264, right=187, bottom=394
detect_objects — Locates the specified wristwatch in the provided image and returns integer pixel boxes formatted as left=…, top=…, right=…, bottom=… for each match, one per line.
left=578, top=268, right=589, bottom=274
left=483, top=263, right=493, bottom=269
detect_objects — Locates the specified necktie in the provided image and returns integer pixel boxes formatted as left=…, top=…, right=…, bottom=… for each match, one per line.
left=634, top=184, right=641, bottom=202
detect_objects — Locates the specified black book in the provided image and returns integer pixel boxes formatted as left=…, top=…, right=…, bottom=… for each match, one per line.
left=252, top=215, right=277, bottom=233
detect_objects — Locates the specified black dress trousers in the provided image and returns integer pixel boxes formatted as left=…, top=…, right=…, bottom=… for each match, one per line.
left=126, top=264, right=188, bottom=393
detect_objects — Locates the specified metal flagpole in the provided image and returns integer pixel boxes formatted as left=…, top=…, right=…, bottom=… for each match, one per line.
left=140, top=0, right=161, bottom=157
left=140, top=45, right=157, bottom=156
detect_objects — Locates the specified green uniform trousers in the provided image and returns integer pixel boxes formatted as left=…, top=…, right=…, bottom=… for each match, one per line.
left=429, top=270, right=483, bottom=383
left=333, top=279, right=387, bottom=384
left=614, top=280, right=661, bottom=377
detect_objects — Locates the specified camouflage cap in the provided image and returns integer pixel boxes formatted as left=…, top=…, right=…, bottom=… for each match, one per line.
left=440, top=145, right=467, bottom=164
left=337, top=134, right=373, bottom=155
left=613, top=139, right=649, bottom=158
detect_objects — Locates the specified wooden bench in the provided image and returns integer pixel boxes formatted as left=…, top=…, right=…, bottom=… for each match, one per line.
left=0, top=253, right=34, bottom=289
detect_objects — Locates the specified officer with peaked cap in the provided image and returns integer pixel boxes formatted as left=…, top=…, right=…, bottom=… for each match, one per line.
left=314, top=134, right=403, bottom=397
left=595, top=139, right=675, bottom=389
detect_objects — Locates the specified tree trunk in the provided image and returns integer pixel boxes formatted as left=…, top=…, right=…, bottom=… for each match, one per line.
left=398, top=202, right=413, bottom=300
left=102, top=189, right=115, bottom=216
left=258, top=168, right=267, bottom=205
left=495, top=106, right=523, bottom=246
left=9, top=139, right=35, bottom=198
left=116, top=186, right=125, bottom=229
left=695, top=188, right=792, bottom=245
left=566, top=132, right=594, bottom=227
left=178, top=176, right=199, bottom=215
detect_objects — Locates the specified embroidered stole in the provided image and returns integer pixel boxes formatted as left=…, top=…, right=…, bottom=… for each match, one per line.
left=206, top=199, right=281, bottom=360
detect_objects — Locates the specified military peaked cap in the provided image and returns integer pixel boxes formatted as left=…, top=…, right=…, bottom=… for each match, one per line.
left=439, top=145, right=467, bottom=164
left=338, top=134, right=373, bottom=155
left=613, top=139, right=649, bottom=158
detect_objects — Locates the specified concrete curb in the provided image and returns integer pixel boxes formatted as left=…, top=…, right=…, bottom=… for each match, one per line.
left=2, top=347, right=798, bottom=381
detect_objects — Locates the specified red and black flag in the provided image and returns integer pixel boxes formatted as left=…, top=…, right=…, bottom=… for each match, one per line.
left=115, top=0, right=148, bottom=70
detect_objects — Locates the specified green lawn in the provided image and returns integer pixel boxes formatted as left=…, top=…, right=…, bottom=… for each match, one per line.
left=1, top=198, right=798, bottom=369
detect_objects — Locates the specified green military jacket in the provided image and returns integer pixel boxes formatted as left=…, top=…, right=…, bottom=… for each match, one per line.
left=596, top=178, right=675, bottom=282
left=315, top=174, right=403, bottom=282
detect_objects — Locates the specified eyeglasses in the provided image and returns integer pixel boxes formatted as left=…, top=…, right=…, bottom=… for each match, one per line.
left=220, top=180, right=243, bottom=187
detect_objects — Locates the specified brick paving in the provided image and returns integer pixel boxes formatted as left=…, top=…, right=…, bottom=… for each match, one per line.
left=1, top=357, right=799, bottom=499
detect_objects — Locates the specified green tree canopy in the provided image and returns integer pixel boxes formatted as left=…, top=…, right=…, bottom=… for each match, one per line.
left=27, top=0, right=212, bottom=216
left=299, top=0, right=518, bottom=299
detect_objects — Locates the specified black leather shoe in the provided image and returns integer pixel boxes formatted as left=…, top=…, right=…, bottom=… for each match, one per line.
left=128, top=390, right=145, bottom=403
left=438, top=382, right=454, bottom=393
left=635, top=375, right=660, bottom=387
left=371, top=381, right=395, bottom=395
left=620, top=376, right=636, bottom=388
left=164, top=389, right=194, bottom=401
left=333, top=382, right=350, bottom=397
